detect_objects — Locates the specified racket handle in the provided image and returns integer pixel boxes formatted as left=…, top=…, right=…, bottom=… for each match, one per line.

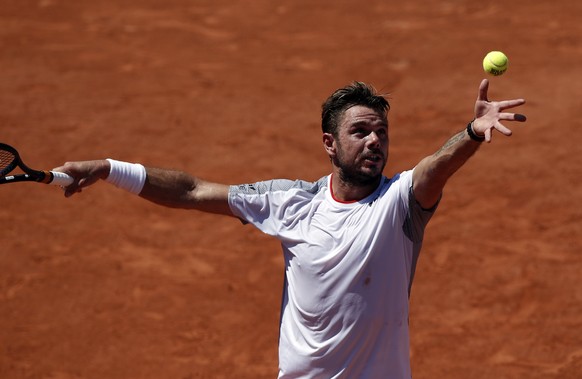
left=49, top=171, right=74, bottom=186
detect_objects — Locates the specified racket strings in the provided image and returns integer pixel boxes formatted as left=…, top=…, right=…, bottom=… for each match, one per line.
left=0, top=149, right=17, bottom=176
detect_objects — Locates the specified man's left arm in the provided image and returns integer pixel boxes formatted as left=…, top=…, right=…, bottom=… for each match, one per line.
left=412, top=79, right=526, bottom=209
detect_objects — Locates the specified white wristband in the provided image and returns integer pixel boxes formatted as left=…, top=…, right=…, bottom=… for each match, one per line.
left=105, top=159, right=147, bottom=194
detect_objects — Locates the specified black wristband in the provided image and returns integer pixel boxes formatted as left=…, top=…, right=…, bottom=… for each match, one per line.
left=466, top=120, right=485, bottom=142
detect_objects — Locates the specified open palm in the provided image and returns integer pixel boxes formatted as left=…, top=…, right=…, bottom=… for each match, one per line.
left=473, top=79, right=526, bottom=142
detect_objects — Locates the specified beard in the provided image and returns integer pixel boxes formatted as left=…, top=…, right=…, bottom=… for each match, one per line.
left=333, top=146, right=387, bottom=187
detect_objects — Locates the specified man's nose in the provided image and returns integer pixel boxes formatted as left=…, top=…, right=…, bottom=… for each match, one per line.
left=366, top=132, right=381, bottom=147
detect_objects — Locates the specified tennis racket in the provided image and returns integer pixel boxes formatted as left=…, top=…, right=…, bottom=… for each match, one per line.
left=0, top=142, right=73, bottom=186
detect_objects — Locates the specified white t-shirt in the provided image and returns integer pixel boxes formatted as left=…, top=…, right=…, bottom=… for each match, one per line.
left=228, top=170, right=437, bottom=379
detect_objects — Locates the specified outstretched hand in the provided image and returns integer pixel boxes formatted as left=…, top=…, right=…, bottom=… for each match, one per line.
left=52, top=160, right=110, bottom=197
left=473, top=79, right=526, bottom=142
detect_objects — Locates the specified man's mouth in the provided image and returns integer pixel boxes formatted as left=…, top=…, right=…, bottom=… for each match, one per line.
left=362, top=154, right=383, bottom=167
left=362, top=153, right=383, bottom=163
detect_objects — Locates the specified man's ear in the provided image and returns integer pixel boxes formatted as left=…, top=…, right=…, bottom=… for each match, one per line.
left=322, top=133, right=336, bottom=157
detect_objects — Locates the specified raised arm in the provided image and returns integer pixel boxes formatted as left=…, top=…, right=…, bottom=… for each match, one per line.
left=412, top=79, right=526, bottom=209
left=53, top=159, right=234, bottom=217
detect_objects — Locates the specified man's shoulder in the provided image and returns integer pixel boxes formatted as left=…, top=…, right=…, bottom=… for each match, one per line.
left=230, top=176, right=329, bottom=196
left=382, top=170, right=413, bottom=189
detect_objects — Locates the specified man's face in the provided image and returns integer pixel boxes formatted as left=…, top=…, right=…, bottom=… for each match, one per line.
left=330, top=105, right=389, bottom=186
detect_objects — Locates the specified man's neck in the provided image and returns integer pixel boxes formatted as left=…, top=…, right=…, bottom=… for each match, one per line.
left=330, top=173, right=382, bottom=202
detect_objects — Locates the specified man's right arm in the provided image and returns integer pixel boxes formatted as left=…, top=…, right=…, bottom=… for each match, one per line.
left=139, top=167, right=232, bottom=215
left=54, top=159, right=234, bottom=217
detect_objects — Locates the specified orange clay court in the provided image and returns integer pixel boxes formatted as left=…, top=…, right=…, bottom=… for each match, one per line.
left=1, top=1, right=581, bottom=378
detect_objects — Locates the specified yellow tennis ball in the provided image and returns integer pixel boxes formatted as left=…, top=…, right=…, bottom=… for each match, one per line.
left=483, top=51, right=509, bottom=76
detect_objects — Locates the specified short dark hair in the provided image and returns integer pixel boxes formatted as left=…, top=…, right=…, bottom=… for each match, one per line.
left=321, top=82, right=390, bottom=136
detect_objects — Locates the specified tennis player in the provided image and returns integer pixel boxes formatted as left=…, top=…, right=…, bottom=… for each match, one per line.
left=55, top=78, right=526, bottom=378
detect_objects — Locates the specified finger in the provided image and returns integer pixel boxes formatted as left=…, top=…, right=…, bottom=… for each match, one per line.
left=64, top=186, right=82, bottom=198
left=499, top=112, right=527, bottom=122
left=477, top=79, right=489, bottom=102
left=498, top=98, right=526, bottom=110
left=494, top=121, right=513, bottom=136
left=78, top=176, right=98, bottom=189
left=63, top=183, right=77, bottom=196
left=485, top=128, right=492, bottom=143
